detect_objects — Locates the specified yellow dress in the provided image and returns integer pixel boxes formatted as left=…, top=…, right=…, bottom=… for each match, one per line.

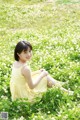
left=10, top=64, right=47, bottom=102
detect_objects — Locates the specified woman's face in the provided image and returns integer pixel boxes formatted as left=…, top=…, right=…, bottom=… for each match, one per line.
left=17, top=47, right=32, bottom=63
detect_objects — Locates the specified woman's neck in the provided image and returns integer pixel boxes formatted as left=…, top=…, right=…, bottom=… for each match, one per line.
left=18, top=60, right=27, bottom=64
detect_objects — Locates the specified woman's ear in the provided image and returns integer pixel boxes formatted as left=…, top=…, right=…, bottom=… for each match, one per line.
left=17, top=53, right=20, bottom=57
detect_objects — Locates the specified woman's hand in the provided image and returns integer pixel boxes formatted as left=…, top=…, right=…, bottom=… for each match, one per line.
left=40, top=70, right=48, bottom=78
left=39, top=68, right=45, bottom=72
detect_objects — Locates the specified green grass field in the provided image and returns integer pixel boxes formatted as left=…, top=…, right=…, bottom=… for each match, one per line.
left=0, top=0, right=80, bottom=119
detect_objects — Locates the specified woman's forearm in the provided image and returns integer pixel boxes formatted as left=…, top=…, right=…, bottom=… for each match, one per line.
left=30, top=71, right=48, bottom=89
left=31, top=74, right=44, bottom=89
left=31, top=70, right=40, bottom=76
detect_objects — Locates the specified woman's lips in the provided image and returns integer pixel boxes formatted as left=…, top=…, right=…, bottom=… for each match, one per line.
left=26, top=57, right=30, bottom=59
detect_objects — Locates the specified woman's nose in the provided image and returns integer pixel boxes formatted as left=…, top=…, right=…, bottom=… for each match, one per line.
left=27, top=53, right=31, bottom=57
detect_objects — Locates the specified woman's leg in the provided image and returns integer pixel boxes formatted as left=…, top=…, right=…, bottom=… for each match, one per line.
left=46, top=75, right=56, bottom=87
left=46, top=74, right=73, bottom=94
left=46, top=75, right=66, bottom=87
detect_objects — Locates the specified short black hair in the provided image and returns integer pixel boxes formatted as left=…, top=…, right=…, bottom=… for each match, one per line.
left=14, top=41, right=32, bottom=61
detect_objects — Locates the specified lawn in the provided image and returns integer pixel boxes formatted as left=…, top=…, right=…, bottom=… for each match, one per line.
left=0, top=0, right=80, bottom=119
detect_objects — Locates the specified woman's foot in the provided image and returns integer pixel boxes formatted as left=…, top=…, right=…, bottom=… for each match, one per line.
left=68, top=89, right=74, bottom=95
left=60, top=87, right=74, bottom=95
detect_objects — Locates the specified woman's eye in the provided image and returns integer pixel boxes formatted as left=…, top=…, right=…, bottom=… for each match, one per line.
left=24, top=51, right=27, bottom=53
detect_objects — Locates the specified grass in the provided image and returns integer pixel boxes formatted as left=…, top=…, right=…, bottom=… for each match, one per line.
left=56, top=0, right=80, bottom=4
left=0, top=0, right=80, bottom=119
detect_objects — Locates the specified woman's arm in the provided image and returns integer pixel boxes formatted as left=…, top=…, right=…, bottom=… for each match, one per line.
left=21, top=66, right=48, bottom=89
left=31, top=69, right=45, bottom=76
left=31, top=70, right=40, bottom=76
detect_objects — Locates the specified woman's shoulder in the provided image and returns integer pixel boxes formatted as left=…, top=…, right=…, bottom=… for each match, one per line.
left=12, top=61, right=21, bottom=68
left=21, top=63, right=30, bottom=71
left=12, top=61, right=29, bottom=69
left=21, top=63, right=31, bottom=76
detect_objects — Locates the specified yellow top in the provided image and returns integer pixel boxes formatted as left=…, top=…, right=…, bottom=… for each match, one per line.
left=10, top=64, right=47, bottom=102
